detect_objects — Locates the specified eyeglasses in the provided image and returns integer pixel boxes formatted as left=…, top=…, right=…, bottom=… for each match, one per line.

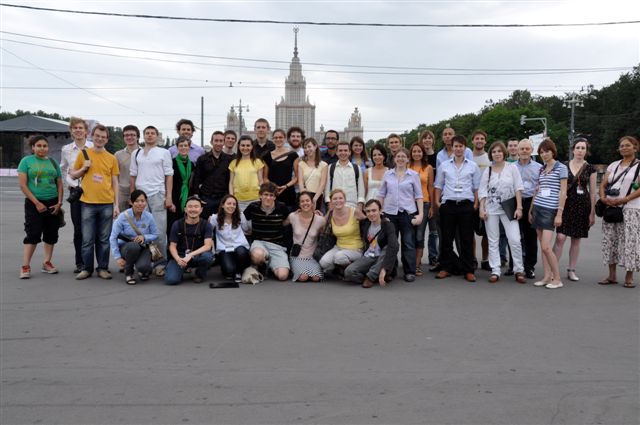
left=325, top=136, right=338, bottom=140
left=364, top=209, right=378, bottom=213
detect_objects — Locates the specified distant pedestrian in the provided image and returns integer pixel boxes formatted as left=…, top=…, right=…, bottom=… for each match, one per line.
left=18, top=135, right=64, bottom=279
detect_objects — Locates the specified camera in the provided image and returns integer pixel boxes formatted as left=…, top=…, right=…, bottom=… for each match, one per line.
left=66, top=186, right=83, bottom=203
left=604, top=185, right=620, bottom=197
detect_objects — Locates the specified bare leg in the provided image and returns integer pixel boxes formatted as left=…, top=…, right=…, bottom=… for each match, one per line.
left=568, top=238, right=581, bottom=270
left=42, top=243, right=54, bottom=263
left=22, top=244, right=37, bottom=267
left=553, top=232, right=567, bottom=262
left=541, top=229, right=561, bottom=283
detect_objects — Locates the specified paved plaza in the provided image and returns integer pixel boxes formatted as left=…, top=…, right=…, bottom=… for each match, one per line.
left=1, top=177, right=638, bottom=424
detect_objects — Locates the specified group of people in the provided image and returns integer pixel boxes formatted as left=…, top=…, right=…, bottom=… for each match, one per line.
left=16, top=116, right=640, bottom=289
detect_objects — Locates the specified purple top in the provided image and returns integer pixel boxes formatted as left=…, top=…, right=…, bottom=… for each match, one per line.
left=377, top=168, right=423, bottom=215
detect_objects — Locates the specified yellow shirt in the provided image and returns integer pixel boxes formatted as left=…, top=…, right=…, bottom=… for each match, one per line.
left=332, top=208, right=363, bottom=250
left=229, top=158, right=264, bottom=201
left=410, top=163, right=432, bottom=203
left=74, top=148, right=119, bottom=204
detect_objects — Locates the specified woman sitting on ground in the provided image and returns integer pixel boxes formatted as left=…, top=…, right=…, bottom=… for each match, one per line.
left=209, top=194, right=251, bottom=283
left=109, top=190, right=160, bottom=285
left=288, top=191, right=327, bottom=282
left=344, top=199, right=399, bottom=288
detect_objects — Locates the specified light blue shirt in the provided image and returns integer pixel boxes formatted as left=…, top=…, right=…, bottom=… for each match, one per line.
left=109, top=209, right=160, bottom=259
left=434, top=157, right=481, bottom=203
left=377, top=168, right=423, bottom=215
left=515, top=158, right=543, bottom=198
left=436, top=147, right=473, bottom=169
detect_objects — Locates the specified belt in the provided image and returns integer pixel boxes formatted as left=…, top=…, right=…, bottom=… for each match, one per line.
left=445, top=199, right=472, bottom=205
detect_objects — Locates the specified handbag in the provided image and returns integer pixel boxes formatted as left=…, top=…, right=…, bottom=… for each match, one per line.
left=500, top=197, right=517, bottom=220
left=603, top=206, right=624, bottom=223
left=313, top=211, right=336, bottom=262
left=65, top=149, right=89, bottom=203
left=290, top=214, right=314, bottom=257
left=599, top=160, right=640, bottom=223
left=55, top=207, right=66, bottom=228
left=125, top=212, right=164, bottom=262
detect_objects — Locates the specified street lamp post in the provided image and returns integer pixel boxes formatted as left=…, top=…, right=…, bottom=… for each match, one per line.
left=520, top=115, right=548, bottom=136
left=563, top=93, right=583, bottom=159
left=231, top=99, right=249, bottom=137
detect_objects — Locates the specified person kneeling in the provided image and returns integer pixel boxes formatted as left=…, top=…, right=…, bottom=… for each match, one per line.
left=244, top=182, right=291, bottom=281
left=344, top=199, right=399, bottom=288
left=165, top=195, right=214, bottom=285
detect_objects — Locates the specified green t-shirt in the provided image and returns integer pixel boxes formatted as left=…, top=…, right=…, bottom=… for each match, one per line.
left=17, top=155, right=61, bottom=200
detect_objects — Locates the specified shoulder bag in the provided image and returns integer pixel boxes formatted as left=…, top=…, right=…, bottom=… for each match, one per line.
left=125, top=212, right=164, bottom=261
left=313, top=211, right=337, bottom=262
left=290, top=214, right=314, bottom=257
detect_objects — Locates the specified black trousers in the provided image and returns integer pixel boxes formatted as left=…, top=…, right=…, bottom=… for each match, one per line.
left=439, top=200, right=476, bottom=274
left=69, top=197, right=83, bottom=268
left=218, top=246, right=251, bottom=278
left=518, top=197, right=538, bottom=272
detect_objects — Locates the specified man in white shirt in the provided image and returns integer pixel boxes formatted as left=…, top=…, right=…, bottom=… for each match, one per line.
left=130, top=125, right=174, bottom=275
left=60, top=117, right=94, bottom=273
left=324, top=141, right=365, bottom=211
left=471, top=130, right=491, bottom=271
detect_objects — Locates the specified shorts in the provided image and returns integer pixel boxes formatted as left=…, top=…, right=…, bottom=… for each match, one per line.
left=532, top=204, right=557, bottom=231
left=250, top=240, right=290, bottom=271
left=24, top=197, right=60, bottom=245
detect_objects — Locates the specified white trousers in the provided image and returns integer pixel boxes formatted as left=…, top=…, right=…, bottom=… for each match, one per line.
left=146, top=192, right=167, bottom=257
left=319, top=246, right=362, bottom=272
left=485, top=213, right=524, bottom=275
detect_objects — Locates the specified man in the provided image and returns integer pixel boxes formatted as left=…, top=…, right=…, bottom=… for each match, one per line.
left=471, top=130, right=491, bottom=271
left=244, top=182, right=291, bottom=281
left=324, top=141, right=365, bottom=211
left=130, top=125, right=174, bottom=275
left=434, top=135, right=481, bottom=282
left=165, top=195, right=214, bottom=285
left=506, top=138, right=519, bottom=162
left=60, top=117, right=93, bottom=273
left=70, top=125, right=120, bottom=280
left=384, top=133, right=403, bottom=168
left=515, top=138, right=543, bottom=278
left=287, top=126, right=305, bottom=157
left=192, top=130, right=233, bottom=219
left=253, top=118, right=275, bottom=159
left=114, top=125, right=140, bottom=212
left=435, top=127, right=473, bottom=169
left=168, top=118, right=205, bottom=162
left=223, top=129, right=237, bottom=156
left=320, top=130, right=339, bottom=165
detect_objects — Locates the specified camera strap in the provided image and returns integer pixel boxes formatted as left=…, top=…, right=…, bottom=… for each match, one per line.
left=609, top=160, right=637, bottom=189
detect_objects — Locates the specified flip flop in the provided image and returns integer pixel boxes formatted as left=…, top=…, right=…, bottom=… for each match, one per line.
left=125, top=275, right=137, bottom=285
left=623, top=282, right=636, bottom=288
left=597, top=278, right=618, bottom=285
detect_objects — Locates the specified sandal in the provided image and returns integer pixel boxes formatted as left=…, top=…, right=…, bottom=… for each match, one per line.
left=515, top=272, right=526, bottom=284
left=416, top=266, right=423, bottom=277
left=125, top=275, right=137, bottom=285
left=623, top=281, right=636, bottom=288
left=597, top=278, right=618, bottom=285
left=488, top=274, right=499, bottom=283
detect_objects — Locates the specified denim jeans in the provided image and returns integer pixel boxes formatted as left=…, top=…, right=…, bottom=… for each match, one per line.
left=387, top=211, right=417, bottom=275
left=165, top=251, right=214, bottom=285
left=81, top=202, right=113, bottom=273
left=218, top=247, right=250, bottom=278
left=415, top=202, right=430, bottom=249
left=427, top=213, right=439, bottom=263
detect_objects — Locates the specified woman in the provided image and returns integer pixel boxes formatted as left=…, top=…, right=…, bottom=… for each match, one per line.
left=364, top=144, right=388, bottom=202
left=319, top=189, right=364, bottom=275
left=598, top=136, right=640, bottom=288
left=344, top=199, right=399, bottom=288
left=377, top=148, right=424, bottom=282
left=17, top=135, right=64, bottom=279
left=528, top=138, right=568, bottom=289
left=553, top=138, right=597, bottom=282
left=209, top=194, right=250, bottom=282
left=229, top=135, right=264, bottom=212
left=110, top=190, right=160, bottom=285
left=288, top=191, right=327, bottom=282
left=350, top=136, right=371, bottom=173
left=478, top=141, right=526, bottom=283
left=419, top=129, right=439, bottom=266
left=298, top=138, right=328, bottom=210
left=167, top=136, right=196, bottom=239
left=263, top=129, right=299, bottom=210
left=409, top=142, right=434, bottom=276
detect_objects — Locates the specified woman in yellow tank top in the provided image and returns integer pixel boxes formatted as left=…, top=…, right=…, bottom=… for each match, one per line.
left=319, top=189, right=364, bottom=275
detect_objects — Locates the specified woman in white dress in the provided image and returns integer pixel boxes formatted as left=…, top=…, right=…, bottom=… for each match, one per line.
left=364, top=143, right=388, bottom=201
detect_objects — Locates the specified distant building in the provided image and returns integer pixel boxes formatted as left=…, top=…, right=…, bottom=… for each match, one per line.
left=225, top=28, right=363, bottom=142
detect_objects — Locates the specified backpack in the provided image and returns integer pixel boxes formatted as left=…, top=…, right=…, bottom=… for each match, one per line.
left=329, top=162, right=360, bottom=197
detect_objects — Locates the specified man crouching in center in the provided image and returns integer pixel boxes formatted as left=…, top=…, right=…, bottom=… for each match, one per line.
left=244, top=182, right=291, bottom=281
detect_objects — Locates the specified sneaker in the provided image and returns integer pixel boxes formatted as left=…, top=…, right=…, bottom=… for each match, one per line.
left=97, top=270, right=112, bottom=280
left=41, top=261, right=58, bottom=274
left=404, top=274, right=416, bottom=282
left=20, top=265, right=31, bottom=279
left=545, top=281, right=564, bottom=289
left=76, top=270, right=91, bottom=280
left=234, top=273, right=242, bottom=284
left=525, top=269, right=535, bottom=279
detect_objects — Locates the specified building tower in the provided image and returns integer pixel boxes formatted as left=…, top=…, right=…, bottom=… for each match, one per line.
left=342, top=107, right=364, bottom=142
left=275, top=27, right=316, bottom=139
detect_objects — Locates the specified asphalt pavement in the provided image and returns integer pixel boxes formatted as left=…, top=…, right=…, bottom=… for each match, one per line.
left=1, top=177, right=638, bottom=425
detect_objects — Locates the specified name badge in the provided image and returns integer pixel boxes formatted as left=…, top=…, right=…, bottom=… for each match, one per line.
left=454, top=185, right=463, bottom=193
left=92, top=174, right=104, bottom=184
left=540, top=188, right=551, bottom=197
left=576, top=187, right=585, bottom=195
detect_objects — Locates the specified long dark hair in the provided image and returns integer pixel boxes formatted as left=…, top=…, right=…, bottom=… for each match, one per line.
left=350, top=136, right=369, bottom=163
left=235, top=135, right=257, bottom=167
left=409, top=142, right=429, bottom=169
left=216, top=194, right=241, bottom=229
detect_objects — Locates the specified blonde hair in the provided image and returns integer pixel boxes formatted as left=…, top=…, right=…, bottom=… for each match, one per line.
left=329, top=188, right=347, bottom=200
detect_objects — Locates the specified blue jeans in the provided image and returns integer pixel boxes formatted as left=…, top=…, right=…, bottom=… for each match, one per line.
left=415, top=202, right=430, bottom=249
left=165, top=251, right=214, bottom=285
left=387, top=211, right=417, bottom=275
left=81, top=203, right=113, bottom=273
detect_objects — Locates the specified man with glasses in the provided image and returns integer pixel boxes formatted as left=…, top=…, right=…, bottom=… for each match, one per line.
left=321, top=130, right=339, bottom=165
left=115, top=125, right=140, bottom=212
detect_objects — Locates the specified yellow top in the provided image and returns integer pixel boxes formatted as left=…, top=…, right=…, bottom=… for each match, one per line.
left=410, top=163, right=432, bottom=203
left=229, top=158, right=265, bottom=201
left=74, top=149, right=119, bottom=204
left=332, top=208, right=363, bottom=250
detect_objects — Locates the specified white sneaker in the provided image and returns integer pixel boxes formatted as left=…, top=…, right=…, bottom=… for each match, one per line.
left=545, top=281, right=564, bottom=289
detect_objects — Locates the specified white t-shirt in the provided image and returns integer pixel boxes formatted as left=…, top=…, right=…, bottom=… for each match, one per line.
left=479, top=163, right=524, bottom=215
left=129, top=146, right=173, bottom=196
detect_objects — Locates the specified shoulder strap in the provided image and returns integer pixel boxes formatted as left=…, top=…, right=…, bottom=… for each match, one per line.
left=125, top=211, right=143, bottom=236
left=134, top=148, right=141, bottom=165
left=611, top=160, right=635, bottom=188
left=48, top=157, right=59, bottom=173
left=329, top=162, right=336, bottom=192
left=352, top=162, right=360, bottom=197
left=300, top=213, right=315, bottom=246
left=81, top=148, right=89, bottom=160
left=626, top=161, right=640, bottom=197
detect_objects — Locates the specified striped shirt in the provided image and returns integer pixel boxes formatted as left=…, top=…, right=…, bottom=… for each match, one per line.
left=243, top=201, right=290, bottom=247
left=533, top=161, right=568, bottom=210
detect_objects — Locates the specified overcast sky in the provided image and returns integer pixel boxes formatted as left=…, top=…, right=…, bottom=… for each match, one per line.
left=1, top=0, right=638, bottom=143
